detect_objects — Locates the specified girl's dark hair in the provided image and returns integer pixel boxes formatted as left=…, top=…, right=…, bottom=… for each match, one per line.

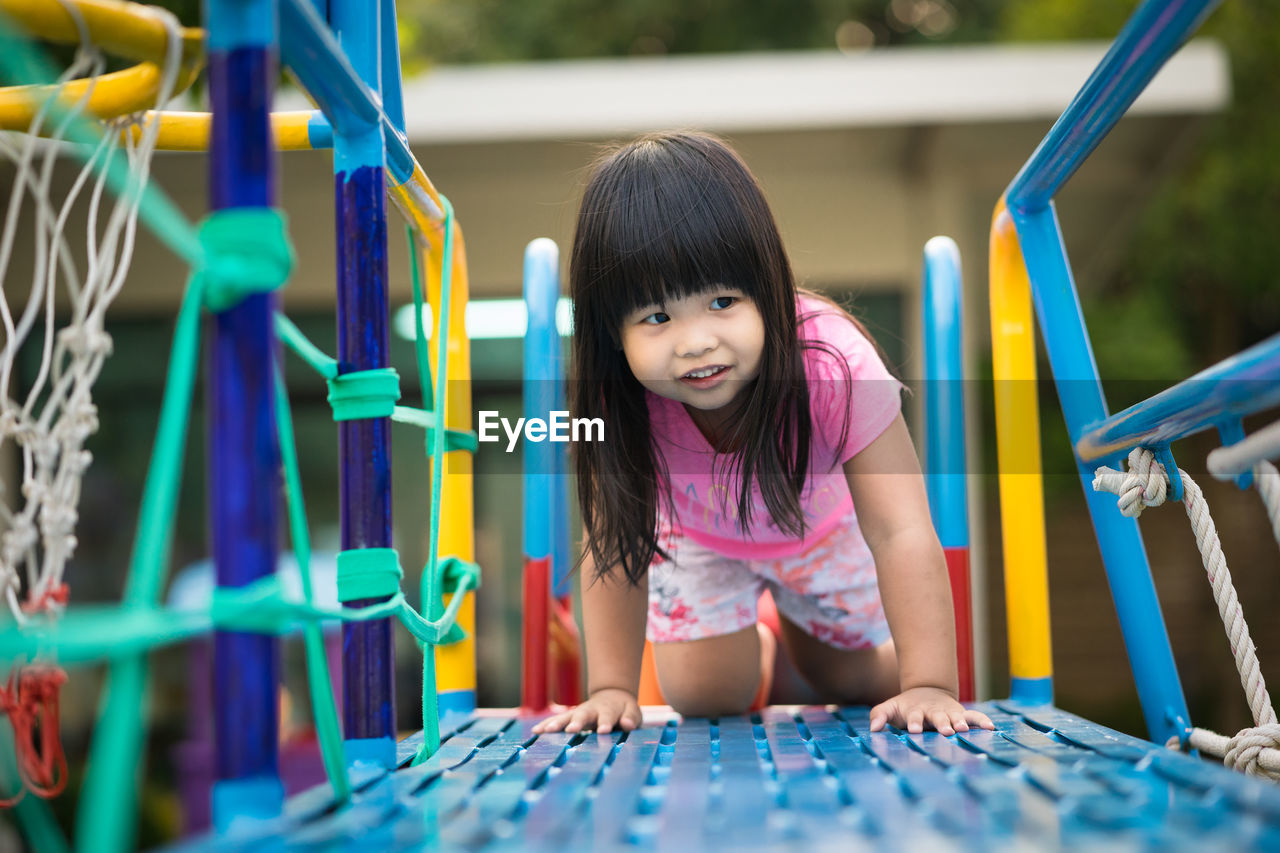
left=569, top=130, right=866, bottom=586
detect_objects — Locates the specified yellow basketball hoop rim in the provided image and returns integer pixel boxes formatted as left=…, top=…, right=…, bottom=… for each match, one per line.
left=0, top=0, right=204, bottom=129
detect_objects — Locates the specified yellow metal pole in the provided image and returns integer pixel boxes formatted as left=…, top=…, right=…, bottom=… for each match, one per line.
left=988, top=199, right=1054, bottom=701
left=121, top=110, right=317, bottom=151
left=424, top=223, right=477, bottom=712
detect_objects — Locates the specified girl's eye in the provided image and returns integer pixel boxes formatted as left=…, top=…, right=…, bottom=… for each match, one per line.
left=641, top=312, right=670, bottom=325
left=711, top=296, right=737, bottom=310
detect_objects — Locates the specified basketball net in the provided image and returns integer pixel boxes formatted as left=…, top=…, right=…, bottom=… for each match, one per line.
left=0, top=0, right=183, bottom=805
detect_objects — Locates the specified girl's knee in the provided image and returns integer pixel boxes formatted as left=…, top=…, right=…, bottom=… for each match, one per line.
left=790, top=639, right=899, bottom=705
left=652, top=627, right=765, bottom=717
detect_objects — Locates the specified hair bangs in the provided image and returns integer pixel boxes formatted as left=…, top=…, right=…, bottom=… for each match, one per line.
left=575, top=136, right=772, bottom=336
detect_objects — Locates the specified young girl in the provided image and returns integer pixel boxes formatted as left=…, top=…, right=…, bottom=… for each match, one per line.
left=533, top=131, right=992, bottom=737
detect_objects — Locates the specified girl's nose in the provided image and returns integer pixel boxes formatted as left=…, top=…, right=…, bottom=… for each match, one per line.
left=676, top=324, right=716, bottom=358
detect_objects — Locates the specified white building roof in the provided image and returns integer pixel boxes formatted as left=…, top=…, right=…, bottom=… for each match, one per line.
left=338, top=41, right=1229, bottom=144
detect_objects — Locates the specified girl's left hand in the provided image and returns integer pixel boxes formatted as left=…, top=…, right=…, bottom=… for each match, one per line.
left=869, top=687, right=995, bottom=735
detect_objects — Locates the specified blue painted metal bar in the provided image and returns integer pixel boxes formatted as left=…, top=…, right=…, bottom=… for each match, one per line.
left=922, top=236, right=968, bottom=549
left=378, top=0, right=407, bottom=136
left=278, top=0, right=416, bottom=186
left=523, top=239, right=560, bottom=580
left=1005, top=0, right=1221, bottom=214
left=1075, top=333, right=1280, bottom=463
left=205, top=0, right=283, bottom=830
left=328, top=0, right=396, bottom=768
left=1010, top=202, right=1188, bottom=747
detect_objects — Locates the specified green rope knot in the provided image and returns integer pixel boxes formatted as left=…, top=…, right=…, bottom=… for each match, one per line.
left=438, top=556, right=481, bottom=595
left=327, top=368, right=401, bottom=421
left=198, top=208, right=295, bottom=313
left=337, top=548, right=404, bottom=603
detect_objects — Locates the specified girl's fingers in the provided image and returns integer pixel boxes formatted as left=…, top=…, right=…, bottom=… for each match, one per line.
left=905, top=709, right=925, bottom=734
left=597, top=707, right=618, bottom=735
left=928, top=709, right=955, bottom=736
left=536, top=712, right=572, bottom=734
left=869, top=699, right=897, bottom=731
left=965, top=709, right=995, bottom=730
left=950, top=710, right=969, bottom=733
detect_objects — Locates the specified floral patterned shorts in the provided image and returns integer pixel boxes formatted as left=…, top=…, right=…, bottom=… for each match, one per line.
left=646, top=508, right=890, bottom=650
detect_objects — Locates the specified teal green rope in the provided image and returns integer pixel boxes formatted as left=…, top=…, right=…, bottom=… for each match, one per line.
left=336, top=548, right=404, bottom=602
left=77, top=232, right=209, bottom=853
left=199, top=209, right=294, bottom=312
left=326, top=368, right=401, bottom=421
left=273, top=368, right=351, bottom=803
left=415, top=196, right=459, bottom=765
left=407, top=224, right=434, bottom=413
left=0, top=567, right=478, bottom=667
left=275, top=314, right=339, bottom=378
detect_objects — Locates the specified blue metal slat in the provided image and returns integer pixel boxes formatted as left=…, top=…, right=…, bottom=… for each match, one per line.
left=561, top=727, right=664, bottom=851
left=756, top=708, right=848, bottom=842
left=437, top=732, right=576, bottom=848
left=705, top=717, right=775, bottom=846
left=796, top=708, right=950, bottom=847
left=490, top=733, right=623, bottom=851
left=649, top=719, right=714, bottom=849
left=837, top=708, right=993, bottom=841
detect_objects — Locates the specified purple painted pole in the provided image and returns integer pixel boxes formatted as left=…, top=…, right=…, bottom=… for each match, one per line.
left=205, top=2, right=282, bottom=827
left=330, top=0, right=396, bottom=764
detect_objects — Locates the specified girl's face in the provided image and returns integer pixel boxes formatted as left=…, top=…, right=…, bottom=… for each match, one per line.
left=619, top=288, right=765, bottom=417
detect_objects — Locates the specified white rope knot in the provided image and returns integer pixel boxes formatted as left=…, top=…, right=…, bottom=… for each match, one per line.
left=57, top=323, right=113, bottom=360
left=1225, top=724, right=1280, bottom=779
left=1093, top=447, right=1170, bottom=517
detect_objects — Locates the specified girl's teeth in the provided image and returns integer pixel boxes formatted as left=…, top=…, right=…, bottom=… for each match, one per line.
left=686, top=367, right=720, bottom=379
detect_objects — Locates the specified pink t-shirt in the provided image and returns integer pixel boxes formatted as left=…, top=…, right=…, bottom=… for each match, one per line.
left=647, top=294, right=903, bottom=559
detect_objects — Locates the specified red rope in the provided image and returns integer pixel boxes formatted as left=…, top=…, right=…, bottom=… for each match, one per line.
left=21, top=582, right=69, bottom=614
left=0, top=665, right=69, bottom=806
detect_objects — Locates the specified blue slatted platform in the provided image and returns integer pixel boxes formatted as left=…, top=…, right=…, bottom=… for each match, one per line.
left=172, top=703, right=1280, bottom=851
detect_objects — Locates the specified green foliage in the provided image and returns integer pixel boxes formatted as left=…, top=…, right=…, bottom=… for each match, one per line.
left=397, top=0, right=1009, bottom=66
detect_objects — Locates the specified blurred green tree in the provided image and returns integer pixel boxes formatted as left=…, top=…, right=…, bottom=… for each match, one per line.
left=396, top=0, right=1009, bottom=67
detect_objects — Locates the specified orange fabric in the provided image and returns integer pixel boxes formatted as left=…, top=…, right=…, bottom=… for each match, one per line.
left=638, top=641, right=665, bottom=705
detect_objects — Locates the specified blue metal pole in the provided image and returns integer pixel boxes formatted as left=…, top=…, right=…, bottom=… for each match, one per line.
left=205, top=0, right=283, bottom=830
left=1006, top=0, right=1221, bottom=213
left=922, top=236, right=968, bottom=549
left=523, top=239, right=559, bottom=578
left=1011, top=202, right=1189, bottom=746
left=279, top=0, right=416, bottom=186
left=329, top=0, right=396, bottom=769
left=1075, top=334, right=1280, bottom=463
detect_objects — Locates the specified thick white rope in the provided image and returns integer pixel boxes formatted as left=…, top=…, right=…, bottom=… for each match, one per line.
left=0, top=3, right=182, bottom=623
left=1208, top=420, right=1280, bottom=481
left=1093, top=448, right=1280, bottom=779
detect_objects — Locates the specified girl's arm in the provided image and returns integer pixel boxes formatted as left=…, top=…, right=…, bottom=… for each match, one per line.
left=843, top=413, right=994, bottom=734
left=531, top=546, right=647, bottom=734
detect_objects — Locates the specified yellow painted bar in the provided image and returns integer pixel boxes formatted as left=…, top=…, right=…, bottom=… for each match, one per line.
left=388, top=168, right=475, bottom=700
left=123, top=110, right=317, bottom=151
left=0, top=60, right=201, bottom=130
left=425, top=225, right=477, bottom=699
left=0, top=0, right=203, bottom=65
left=988, top=198, right=1054, bottom=684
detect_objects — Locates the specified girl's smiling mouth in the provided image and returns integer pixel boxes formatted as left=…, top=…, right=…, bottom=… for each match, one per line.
left=679, top=364, right=730, bottom=388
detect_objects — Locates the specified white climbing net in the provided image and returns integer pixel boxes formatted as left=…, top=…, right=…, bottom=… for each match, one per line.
left=1094, top=445, right=1280, bottom=780
left=0, top=2, right=182, bottom=623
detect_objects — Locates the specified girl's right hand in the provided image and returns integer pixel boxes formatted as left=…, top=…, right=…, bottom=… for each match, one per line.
left=531, top=688, right=642, bottom=735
